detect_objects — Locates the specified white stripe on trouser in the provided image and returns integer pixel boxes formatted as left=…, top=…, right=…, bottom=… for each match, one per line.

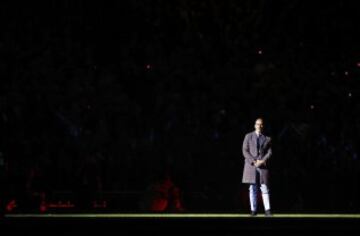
left=249, top=184, right=257, bottom=211
left=249, top=184, right=271, bottom=211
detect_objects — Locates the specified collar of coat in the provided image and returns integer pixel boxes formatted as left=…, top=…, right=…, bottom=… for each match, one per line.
left=252, top=131, right=266, bottom=147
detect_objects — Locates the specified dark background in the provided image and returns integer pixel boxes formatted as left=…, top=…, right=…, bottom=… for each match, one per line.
left=0, top=0, right=359, bottom=213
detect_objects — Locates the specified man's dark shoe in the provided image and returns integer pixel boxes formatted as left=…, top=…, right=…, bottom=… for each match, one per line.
left=251, top=211, right=257, bottom=216
left=265, top=210, right=272, bottom=217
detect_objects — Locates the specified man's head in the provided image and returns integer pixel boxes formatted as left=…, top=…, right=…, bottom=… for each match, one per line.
left=254, top=118, right=264, bottom=134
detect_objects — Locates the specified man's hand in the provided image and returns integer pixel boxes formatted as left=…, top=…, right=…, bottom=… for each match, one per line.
left=254, top=160, right=266, bottom=167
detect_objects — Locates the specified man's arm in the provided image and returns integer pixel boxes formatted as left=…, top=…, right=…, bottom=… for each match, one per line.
left=254, top=138, right=272, bottom=167
left=242, top=134, right=256, bottom=165
left=262, top=137, right=272, bottom=162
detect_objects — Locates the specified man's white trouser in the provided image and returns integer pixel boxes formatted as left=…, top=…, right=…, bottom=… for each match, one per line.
left=249, top=168, right=270, bottom=211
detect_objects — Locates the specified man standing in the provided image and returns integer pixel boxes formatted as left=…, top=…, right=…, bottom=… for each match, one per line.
left=242, top=118, right=272, bottom=216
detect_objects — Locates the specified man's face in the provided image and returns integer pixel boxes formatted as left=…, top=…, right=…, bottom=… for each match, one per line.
left=254, top=119, right=264, bottom=133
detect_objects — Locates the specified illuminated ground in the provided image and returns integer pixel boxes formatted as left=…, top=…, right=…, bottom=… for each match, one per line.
left=5, top=213, right=360, bottom=218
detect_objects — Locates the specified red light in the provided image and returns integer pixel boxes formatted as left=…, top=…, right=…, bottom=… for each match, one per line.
left=40, top=201, right=47, bottom=212
left=48, top=201, right=75, bottom=208
left=6, top=200, right=16, bottom=212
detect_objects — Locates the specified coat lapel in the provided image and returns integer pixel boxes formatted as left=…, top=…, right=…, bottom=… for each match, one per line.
left=252, top=132, right=267, bottom=150
left=259, top=134, right=266, bottom=148
left=252, top=132, right=257, bottom=148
